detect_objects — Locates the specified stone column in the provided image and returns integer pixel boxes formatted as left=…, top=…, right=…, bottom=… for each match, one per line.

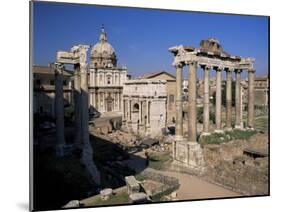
left=247, top=68, right=255, bottom=129
left=215, top=67, right=223, bottom=133
left=235, top=69, right=242, bottom=129
left=202, top=65, right=210, bottom=135
left=175, top=64, right=183, bottom=140
left=79, top=47, right=100, bottom=184
left=53, top=62, right=65, bottom=156
left=226, top=69, right=233, bottom=130
left=74, top=64, right=82, bottom=147
left=188, top=61, right=197, bottom=142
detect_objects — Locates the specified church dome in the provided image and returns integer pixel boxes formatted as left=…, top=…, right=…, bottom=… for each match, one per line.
left=91, top=26, right=117, bottom=68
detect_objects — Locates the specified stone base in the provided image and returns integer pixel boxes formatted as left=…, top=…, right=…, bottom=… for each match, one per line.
left=214, top=129, right=224, bottom=134
left=201, top=132, right=211, bottom=136
left=235, top=125, right=244, bottom=130
left=246, top=127, right=255, bottom=131
left=225, top=127, right=233, bottom=131
left=172, top=139, right=205, bottom=171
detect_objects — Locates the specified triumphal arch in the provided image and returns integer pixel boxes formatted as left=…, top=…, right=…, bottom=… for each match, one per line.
left=169, top=38, right=255, bottom=170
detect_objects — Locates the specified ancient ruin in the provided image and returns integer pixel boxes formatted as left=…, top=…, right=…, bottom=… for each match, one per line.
left=169, top=38, right=255, bottom=169
left=54, top=44, right=100, bottom=184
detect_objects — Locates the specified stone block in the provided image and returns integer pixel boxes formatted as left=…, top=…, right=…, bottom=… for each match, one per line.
left=125, top=176, right=140, bottom=194
left=100, top=188, right=113, bottom=200
left=129, top=192, right=148, bottom=204
left=63, top=200, right=80, bottom=208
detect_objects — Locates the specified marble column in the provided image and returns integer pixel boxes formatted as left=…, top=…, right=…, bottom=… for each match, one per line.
left=226, top=69, right=233, bottom=130
left=235, top=69, right=242, bottom=129
left=74, top=64, right=82, bottom=147
left=53, top=62, right=65, bottom=156
left=215, top=67, right=223, bottom=133
left=247, top=69, right=255, bottom=129
left=175, top=64, right=183, bottom=140
left=188, top=61, right=197, bottom=142
left=202, top=65, right=210, bottom=135
left=79, top=48, right=100, bottom=184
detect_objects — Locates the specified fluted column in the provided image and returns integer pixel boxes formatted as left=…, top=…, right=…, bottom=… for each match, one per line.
left=188, top=61, right=197, bottom=142
left=74, top=64, right=82, bottom=147
left=53, top=62, right=65, bottom=156
left=202, top=65, right=210, bottom=135
left=235, top=69, right=242, bottom=129
left=215, top=67, right=223, bottom=133
left=175, top=64, right=183, bottom=140
left=247, top=69, right=255, bottom=129
left=226, top=69, right=233, bottom=130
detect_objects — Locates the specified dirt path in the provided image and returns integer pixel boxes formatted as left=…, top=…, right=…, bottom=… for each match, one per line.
left=160, top=170, right=241, bottom=200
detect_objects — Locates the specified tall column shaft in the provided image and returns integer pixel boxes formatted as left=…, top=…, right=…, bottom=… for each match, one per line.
left=247, top=69, right=255, bottom=128
left=188, top=61, right=197, bottom=142
left=74, top=64, right=82, bottom=146
left=80, top=64, right=89, bottom=145
left=226, top=70, right=233, bottom=129
left=175, top=64, right=183, bottom=139
left=215, top=68, right=222, bottom=131
left=203, top=66, right=210, bottom=133
left=54, top=63, right=65, bottom=154
left=235, top=70, right=242, bottom=128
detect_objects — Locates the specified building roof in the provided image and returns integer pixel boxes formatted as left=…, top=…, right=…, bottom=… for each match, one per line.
left=33, top=65, right=73, bottom=77
left=138, top=71, right=176, bottom=80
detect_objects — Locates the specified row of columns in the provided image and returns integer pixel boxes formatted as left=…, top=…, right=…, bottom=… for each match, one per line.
left=175, top=62, right=255, bottom=143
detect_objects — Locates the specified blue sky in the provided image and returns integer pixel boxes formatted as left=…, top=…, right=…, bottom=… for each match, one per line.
left=33, top=1, right=269, bottom=78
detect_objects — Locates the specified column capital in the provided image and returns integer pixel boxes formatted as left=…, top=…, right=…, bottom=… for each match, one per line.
left=248, top=68, right=256, bottom=73
left=234, top=69, right=243, bottom=73
left=174, top=62, right=184, bottom=68
left=225, top=67, right=235, bottom=72
left=214, top=66, right=224, bottom=72
left=201, top=64, right=212, bottom=70
left=185, top=60, right=197, bottom=66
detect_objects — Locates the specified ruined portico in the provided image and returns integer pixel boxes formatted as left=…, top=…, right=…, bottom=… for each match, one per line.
left=169, top=38, right=255, bottom=169
left=55, top=44, right=100, bottom=184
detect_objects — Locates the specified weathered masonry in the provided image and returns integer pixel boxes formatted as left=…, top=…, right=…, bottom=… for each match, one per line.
left=169, top=38, right=255, bottom=169
left=122, top=79, right=167, bottom=137
left=54, top=44, right=100, bottom=184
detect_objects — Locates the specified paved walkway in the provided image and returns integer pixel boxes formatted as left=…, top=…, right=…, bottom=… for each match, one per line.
left=158, top=170, right=241, bottom=200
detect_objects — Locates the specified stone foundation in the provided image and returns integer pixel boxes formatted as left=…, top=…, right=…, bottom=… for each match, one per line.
left=173, top=139, right=205, bottom=171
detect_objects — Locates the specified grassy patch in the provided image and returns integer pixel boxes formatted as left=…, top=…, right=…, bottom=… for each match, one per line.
left=199, top=129, right=257, bottom=145
left=148, top=152, right=171, bottom=170
left=88, top=192, right=129, bottom=206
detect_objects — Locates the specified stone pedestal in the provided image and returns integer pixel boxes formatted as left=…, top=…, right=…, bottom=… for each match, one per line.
left=173, top=139, right=205, bottom=170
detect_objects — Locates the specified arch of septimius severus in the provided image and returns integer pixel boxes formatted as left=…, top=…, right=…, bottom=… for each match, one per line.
left=169, top=38, right=255, bottom=169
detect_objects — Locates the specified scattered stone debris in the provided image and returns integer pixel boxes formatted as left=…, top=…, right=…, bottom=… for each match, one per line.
left=125, top=176, right=140, bottom=194
left=63, top=200, right=80, bottom=208
left=129, top=192, right=148, bottom=204
left=100, top=188, right=113, bottom=200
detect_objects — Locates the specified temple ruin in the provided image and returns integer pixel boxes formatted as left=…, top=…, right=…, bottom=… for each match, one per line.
left=169, top=38, right=255, bottom=169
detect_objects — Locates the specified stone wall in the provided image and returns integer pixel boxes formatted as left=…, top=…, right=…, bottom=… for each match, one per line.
left=203, top=134, right=268, bottom=195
